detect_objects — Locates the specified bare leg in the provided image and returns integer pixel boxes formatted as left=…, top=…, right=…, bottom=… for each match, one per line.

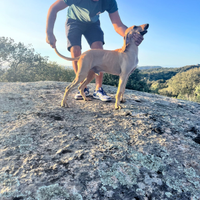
left=70, top=45, right=88, bottom=101
left=70, top=46, right=81, bottom=74
left=61, top=46, right=85, bottom=107
left=90, top=41, right=103, bottom=91
left=71, top=42, right=104, bottom=91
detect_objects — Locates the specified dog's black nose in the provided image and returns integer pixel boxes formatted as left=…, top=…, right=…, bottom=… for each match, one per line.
left=145, top=24, right=149, bottom=29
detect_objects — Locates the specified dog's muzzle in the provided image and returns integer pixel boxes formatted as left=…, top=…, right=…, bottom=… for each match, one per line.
left=140, top=24, right=149, bottom=35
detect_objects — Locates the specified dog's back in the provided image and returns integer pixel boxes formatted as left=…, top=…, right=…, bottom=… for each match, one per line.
left=78, top=49, right=123, bottom=76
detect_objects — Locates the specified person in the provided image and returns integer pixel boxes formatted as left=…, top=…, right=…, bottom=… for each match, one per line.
left=46, top=0, right=143, bottom=101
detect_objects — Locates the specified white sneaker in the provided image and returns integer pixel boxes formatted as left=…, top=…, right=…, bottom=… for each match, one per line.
left=93, top=87, right=111, bottom=102
left=74, top=88, right=90, bottom=100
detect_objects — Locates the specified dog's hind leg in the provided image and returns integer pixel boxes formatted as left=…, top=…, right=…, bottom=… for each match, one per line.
left=115, top=75, right=129, bottom=110
left=78, top=70, right=96, bottom=101
left=61, top=75, right=85, bottom=107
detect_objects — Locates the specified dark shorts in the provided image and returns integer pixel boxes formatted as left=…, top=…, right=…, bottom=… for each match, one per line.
left=65, top=18, right=105, bottom=51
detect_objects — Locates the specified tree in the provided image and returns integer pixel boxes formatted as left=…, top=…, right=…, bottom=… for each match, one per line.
left=194, top=85, right=200, bottom=102
left=103, top=69, right=149, bottom=92
left=150, top=79, right=166, bottom=93
left=0, top=37, right=47, bottom=82
left=159, top=68, right=200, bottom=100
left=103, top=73, right=119, bottom=87
left=126, top=69, right=149, bottom=92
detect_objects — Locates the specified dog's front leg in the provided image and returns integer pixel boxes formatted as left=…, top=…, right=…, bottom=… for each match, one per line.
left=119, top=67, right=137, bottom=104
left=61, top=87, right=69, bottom=107
left=115, top=76, right=128, bottom=110
left=120, top=95, right=126, bottom=103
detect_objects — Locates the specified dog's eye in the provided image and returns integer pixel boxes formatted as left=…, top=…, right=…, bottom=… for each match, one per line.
left=133, top=26, right=138, bottom=29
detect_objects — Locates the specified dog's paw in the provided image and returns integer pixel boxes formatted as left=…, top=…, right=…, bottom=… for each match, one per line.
left=115, top=105, right=123, bottom=110
left=61, top=100, right=68, bottom=107
left=84, top=97, right=92, bottom=101
left=120, top=98, right=126, bottom=103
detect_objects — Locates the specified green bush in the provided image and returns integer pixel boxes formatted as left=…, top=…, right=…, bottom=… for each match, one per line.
left=0, top=37, right=75, bottom=82
left=103, top=69, right=149, bottom=92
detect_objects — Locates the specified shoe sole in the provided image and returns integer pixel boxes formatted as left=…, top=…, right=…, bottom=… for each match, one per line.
left=93, top=96, right=112, bottom=102
left=74, top=97, right=83, bottom=100
left=75, top=94, right=90, bottom=100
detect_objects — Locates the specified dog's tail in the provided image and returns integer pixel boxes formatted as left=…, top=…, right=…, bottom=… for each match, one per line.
left=54, top=47, right=80, bottom=61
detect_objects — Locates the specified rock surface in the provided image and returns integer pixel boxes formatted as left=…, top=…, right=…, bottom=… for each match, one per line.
left=0, top=81, right=200, bottom=200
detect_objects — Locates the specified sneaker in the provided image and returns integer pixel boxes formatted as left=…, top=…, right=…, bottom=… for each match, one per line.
left=93, top=87, right=112, bottom=102
left=74, top=88, right=90, bottom=100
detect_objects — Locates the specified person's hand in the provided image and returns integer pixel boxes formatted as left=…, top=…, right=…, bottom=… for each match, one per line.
left=46, top=33, right=56, bottom=48
left=132, top=32, right=144, bottom=46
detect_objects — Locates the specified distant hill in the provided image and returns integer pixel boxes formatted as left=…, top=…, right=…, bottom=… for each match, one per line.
left=139, top=64, right=200, bottom=103
left=139, top=64, right=200, bottom=82
left=178, top=64, right=200, bottom=73
left=138, top=66, right=162, bottom=70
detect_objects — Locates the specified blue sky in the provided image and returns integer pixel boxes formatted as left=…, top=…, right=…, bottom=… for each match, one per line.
left=0, top=0, right=199, bottom=68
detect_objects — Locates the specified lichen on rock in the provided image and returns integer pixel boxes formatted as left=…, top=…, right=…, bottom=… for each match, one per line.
left=0, top=81, right=200, bottom=199
left=0, top=172, right=20, bottom=198
left=36, top=184, right=70, bottom=200
left=98, top=162, right=140, bottom=189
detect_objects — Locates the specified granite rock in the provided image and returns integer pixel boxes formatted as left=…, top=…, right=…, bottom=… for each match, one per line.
left=0, top=81, right=200, bottom=200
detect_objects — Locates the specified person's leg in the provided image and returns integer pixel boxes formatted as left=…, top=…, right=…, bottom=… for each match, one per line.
left=90, top=41, right=103, bottom=91
left=65, top=18, right=83, bottom=73
left=65, top=18, right=89, bottom=99
left=70, top=45, right=81, bottom=74
left=70, top=45, right=90, bottom=99
left=84, top=20, right=111, bottom=102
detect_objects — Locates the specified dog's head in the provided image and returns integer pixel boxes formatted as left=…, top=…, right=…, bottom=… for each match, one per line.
left=121, top=24, right=149, bottom=52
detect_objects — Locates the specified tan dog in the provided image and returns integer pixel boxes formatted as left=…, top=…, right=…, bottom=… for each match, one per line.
left=55, top=24, right=149, bottom=109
